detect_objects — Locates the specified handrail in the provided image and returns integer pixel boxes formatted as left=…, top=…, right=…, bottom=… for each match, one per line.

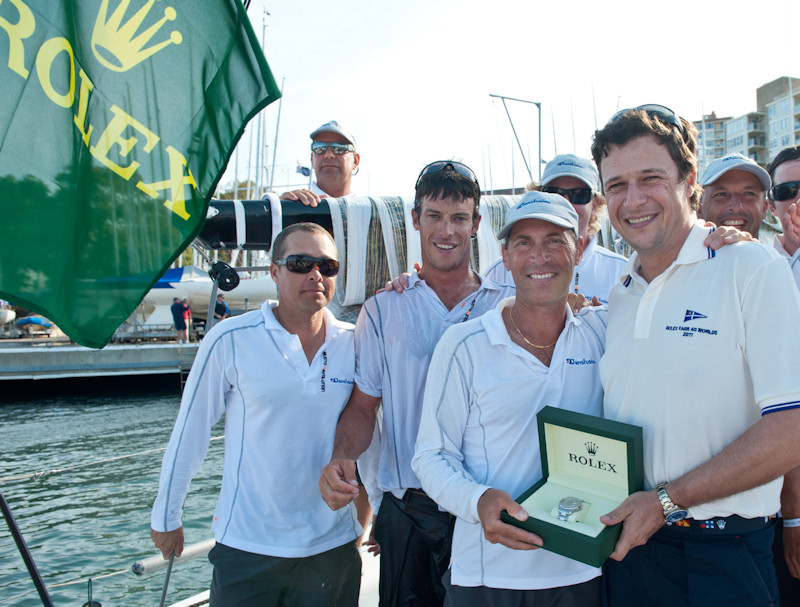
left=0, top=490, right=55, bottom=607
left=132, top=539, right=216, bottom=576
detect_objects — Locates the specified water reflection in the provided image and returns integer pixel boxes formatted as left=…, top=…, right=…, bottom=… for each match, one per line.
left=0, top=381, right=223, bottom=606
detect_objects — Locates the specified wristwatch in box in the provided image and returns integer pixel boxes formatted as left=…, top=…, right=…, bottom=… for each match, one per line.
left=557, top=497, right=583, bottom=521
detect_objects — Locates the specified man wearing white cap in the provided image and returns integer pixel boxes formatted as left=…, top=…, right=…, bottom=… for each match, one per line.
left=412, top=191, right=608, bottom=605
left=484, top=154, right=627, bottom=304
left=699, top=153, right=771, bottom=238
left=282, top=120, right=360, bottom=206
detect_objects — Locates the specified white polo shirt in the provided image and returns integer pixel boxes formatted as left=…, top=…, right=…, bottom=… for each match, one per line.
left=773, top=237, right=800, bottom=290
left=412, top=298, right=606, bottom=590
left=483, top=236, right=628, bottom=304
left=151, top=301, right=360, bottom=558
left=355, top=272, right=514, bottom=500
left=601, top=222, right=800, bottom=520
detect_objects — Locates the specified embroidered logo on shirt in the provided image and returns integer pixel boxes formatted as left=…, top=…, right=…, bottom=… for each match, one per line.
left=683, top=309, right=707, bottom=322
left=566, top=358, right=597, bottom=365
left=328, top=377, right=355, bottom=385
left=665, top=310, right=718, bottom=337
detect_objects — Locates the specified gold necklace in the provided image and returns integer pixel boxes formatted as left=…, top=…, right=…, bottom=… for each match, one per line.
left=509, top=307, right=558, bottom=349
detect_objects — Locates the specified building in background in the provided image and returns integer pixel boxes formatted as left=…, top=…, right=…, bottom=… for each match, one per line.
left=694, top=76, right=800, bottom=169
left=759, top=76, right=800, bottom=162
left=694, top=112, right=730, bottom=173
left=724, top=112, right=767, bottom=166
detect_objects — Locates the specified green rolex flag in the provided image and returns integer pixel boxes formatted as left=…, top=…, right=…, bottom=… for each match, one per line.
left=0, top=0, right=280, bottom=348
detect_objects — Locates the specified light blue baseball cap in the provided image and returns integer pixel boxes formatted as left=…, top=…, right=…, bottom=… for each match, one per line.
left=700, top=153, right=770, bottom=191
left=497, top=191, right=580, bottom=241
left=541, top=154, right=600, bottom=191
left=309, top=120, right=356, bottom=148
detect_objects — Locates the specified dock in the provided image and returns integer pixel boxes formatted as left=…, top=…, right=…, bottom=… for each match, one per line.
left=0, top=338, right=198, bottom=381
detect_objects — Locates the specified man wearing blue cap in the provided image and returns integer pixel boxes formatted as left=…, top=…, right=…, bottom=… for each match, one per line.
left=413, top=191, right=608, bottom=605
left=484, top=154, right=627, bottom=304
left=699, top=152, right=771, bottom=238
left=282, top=120, right=360, bottom=206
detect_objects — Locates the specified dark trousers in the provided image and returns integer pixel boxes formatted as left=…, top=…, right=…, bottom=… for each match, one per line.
left=773, top=517, right=800, bottom=605
left=208, top=541, right=361, bottom=606
left=373, top=490, right=455, bottom=607
left=442, top=568, right=602, bottom=607
left=604, top=519, right=778, bottom=607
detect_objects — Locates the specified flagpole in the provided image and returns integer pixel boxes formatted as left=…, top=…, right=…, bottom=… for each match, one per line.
left=268, top=77, right=285, bottom=193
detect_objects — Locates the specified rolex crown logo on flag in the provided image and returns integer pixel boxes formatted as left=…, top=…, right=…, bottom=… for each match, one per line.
left=0, top=0, right=281, bottom=347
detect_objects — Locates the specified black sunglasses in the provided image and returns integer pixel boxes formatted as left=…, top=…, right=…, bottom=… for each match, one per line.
left=769, top=180, right=800, bottom=202
left=415, top=161, right=479, bottom=189
left=311, top=141, right=355, bottom=155
left=540, top=186, right=594, bottom=205
left=609, top=103, right=685, bottom=136
left=274, top=254, right=340, bottom=277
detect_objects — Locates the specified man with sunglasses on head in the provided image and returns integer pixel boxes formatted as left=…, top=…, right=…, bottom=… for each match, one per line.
left=484, top=154, right=628, bottom=304
left=592, top=105, right=800, bottom=606
left=767, top=145, right=800, bottom=289
left=281, top=120, right=360, bottom=206
left=319, top=161, right=514, bottom=606
left=151, top=223, right=363, bottom=605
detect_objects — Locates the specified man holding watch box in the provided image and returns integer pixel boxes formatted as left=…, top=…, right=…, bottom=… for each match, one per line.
left=593, top=106, right=800, bottom=606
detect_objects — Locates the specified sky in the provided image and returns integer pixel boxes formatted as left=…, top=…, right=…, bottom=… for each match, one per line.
left=219, top=0, right=800, bottom=198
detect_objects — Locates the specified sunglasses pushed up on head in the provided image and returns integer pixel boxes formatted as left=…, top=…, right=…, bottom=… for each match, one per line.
left=415, top=161, right=480, bottom=189
left=608, top=103, right=685, bottom=136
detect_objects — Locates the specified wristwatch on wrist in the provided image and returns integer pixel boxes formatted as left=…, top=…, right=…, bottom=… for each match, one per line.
left=557, top=497, right=583, bottom=521
left=656, top=482, right=688, bottom=525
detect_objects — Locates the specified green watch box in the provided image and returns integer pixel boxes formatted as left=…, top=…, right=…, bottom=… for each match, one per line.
left=501, top=406, right=644, bottom=568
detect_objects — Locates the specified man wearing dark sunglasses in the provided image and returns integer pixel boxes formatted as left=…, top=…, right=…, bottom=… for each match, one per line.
left=591, top=106, right=800, bottom=607
left=319, top=161, right=514, bottom=606
left=767, top=145, right=800, bottom=289
left=766, top=145, right=800, bottom=605
left=484, top=154, right=628, bottom=304
left=152, top=223, right=363, bottom=606
left=281, top=120, right=360, bottom=206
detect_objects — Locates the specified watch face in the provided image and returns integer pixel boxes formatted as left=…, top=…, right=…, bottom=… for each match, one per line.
left=665, top=509, right=688, bottom=524
left=559, top=497, right=582, bottom=511
left=557, top=497, right=583, bottom=521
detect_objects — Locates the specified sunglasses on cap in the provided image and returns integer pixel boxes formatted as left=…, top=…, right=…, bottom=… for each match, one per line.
left=769, top=180, right=800, bottom=202
left=273, top=254, right=340, bottom=277
left=540, top=186, right=594, bottom=205
left=311, top=141, right=355, bottom=155
left=609, top=104, right=685, bottom=136
left=415, top=161, right=479, bottom=189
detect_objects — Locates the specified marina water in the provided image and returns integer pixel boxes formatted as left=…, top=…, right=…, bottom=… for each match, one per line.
left=1, top=380, right=223, bottom=606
